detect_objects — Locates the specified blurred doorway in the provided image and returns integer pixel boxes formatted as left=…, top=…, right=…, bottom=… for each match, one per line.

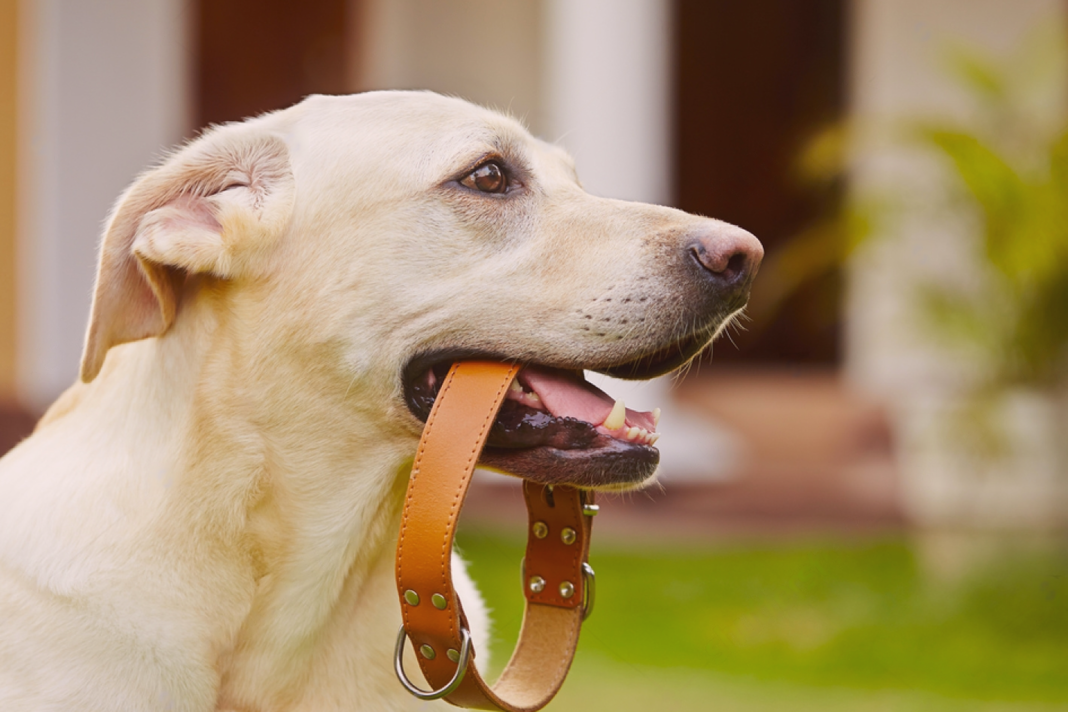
left=674, top=0, right=847, bottom=365
left=195, top=0, right=352, bottom=128
left=665, top=2, right=900, bottom=528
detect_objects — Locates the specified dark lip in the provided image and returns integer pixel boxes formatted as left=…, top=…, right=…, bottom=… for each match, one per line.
left=479, top=438, right=658, bottom=489
left=400, top=327, right=715, bottom=404
left=596, top=328, right=714, bottom=380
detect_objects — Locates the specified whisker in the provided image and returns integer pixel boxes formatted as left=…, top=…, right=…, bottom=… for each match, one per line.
left=343, top=370, right=360, bottom=399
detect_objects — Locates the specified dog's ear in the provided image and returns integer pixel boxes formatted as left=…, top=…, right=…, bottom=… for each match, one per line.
left=80, top=129, right=293, bottom=382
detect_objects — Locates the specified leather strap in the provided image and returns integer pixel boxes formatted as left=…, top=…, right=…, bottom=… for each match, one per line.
left=395, top=361, right=594, bottom=711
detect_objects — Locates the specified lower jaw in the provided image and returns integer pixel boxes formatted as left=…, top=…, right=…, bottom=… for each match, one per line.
left=477, top=440, right=659, bottom=490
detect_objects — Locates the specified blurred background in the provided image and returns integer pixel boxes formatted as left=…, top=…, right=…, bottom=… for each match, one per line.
left=1, top=0, right=1067, bottom=709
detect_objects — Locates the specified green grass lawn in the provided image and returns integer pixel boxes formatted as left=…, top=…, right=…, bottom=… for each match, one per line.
left=455, top=531, right=1068, bottom=711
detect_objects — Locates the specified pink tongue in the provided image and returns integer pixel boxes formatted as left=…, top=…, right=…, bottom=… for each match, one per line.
left=520, top=367, right=656, bottom=431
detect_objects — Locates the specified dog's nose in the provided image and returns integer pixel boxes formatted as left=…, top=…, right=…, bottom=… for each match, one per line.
left=686, top=222, right=764, bottom=290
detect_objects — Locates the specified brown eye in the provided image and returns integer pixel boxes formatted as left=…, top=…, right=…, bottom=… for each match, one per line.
left=462, top=162, right=507, bottom=193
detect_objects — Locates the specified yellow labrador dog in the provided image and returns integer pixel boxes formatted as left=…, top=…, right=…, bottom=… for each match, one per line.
left=0, top=91, right=761, bottom=711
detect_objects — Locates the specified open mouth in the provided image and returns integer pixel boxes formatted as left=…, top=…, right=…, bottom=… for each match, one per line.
left=405, top=356, right=682, bottom=489
left=401, top=318, right=725, bottom=489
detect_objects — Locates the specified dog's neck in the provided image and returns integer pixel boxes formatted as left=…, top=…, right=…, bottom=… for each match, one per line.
left=57, top=292, right=419, bottom=704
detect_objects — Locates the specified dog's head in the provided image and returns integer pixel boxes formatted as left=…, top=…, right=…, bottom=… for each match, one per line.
left=80, top=91, right=761, bottom=490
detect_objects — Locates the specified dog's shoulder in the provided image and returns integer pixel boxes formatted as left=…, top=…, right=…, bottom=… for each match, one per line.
left=36, top=381, right=88, bottom=430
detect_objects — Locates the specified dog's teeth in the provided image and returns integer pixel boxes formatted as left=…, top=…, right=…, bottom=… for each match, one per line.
left=626, top=426, right=640, bottom=441
left=604, top=400, right=626, bottom=430
left=509, top=379, right=523, bottom=393
left=652, top=408, right=661, bottom=428
left=528, top=391, right=541, bottom=401
left=648, top=432, right=660, bottom=445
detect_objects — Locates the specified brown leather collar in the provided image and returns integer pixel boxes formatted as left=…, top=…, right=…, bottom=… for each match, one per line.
left=394, top=361, right=596, bottom=710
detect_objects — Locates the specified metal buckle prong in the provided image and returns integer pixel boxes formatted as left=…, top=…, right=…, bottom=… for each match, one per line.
left=394, top=625, right=471, bottom=700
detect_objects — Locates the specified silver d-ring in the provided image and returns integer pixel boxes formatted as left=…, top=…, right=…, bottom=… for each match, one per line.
left=394, top=625, right=471, bottom=700
left=581, top=562, right=596, bottom=621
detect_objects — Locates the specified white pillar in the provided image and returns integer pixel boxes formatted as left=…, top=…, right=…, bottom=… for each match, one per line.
left=544, top=0, right=671, bottom=204
left=17, top=0, right=190, bottom=409
left=544, top=0, right=741, bottom=480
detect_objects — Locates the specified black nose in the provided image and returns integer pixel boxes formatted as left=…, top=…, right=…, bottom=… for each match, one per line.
left=687, top=222, right=763, bottom=290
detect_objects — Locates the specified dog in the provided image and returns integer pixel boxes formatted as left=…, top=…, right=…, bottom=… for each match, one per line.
left=0, top=91, right=761, bottom=710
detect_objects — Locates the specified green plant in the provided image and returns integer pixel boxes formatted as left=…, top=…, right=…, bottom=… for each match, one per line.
left=759, top=33, right=1068, bottom=398
left=911, top=60, right=1068, bottom=392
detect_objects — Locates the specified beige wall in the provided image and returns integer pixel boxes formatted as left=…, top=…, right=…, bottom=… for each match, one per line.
left=0, top=0, right=16, bottom=399
left=355, top=0, right=546, bottom=134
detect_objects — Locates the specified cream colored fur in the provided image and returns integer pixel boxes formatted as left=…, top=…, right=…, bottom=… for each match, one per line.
left=0, top=91, right=749, bottom=711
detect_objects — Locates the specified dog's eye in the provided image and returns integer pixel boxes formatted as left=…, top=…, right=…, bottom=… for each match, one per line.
left=461, top=162, right=508, bottom=194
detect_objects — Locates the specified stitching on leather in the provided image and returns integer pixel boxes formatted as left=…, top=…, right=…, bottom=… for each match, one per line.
left=440, top=364, right=518, bottom=644
left=569, top=490, right=582, bottom=604
left=397, top=366, right=457, bottom=637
